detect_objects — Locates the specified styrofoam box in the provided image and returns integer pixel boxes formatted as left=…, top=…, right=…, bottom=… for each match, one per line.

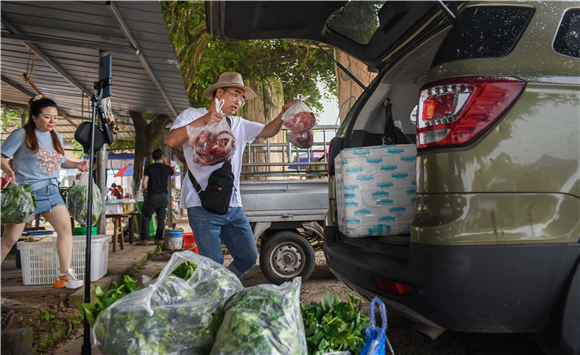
left=104, top=203, right=124, bottom=215
left=17, top=235, right=111, bottom=285
left=336, top=144, right=417, bottom=238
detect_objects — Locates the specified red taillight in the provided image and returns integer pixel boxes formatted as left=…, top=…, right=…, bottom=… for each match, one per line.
left=416, top=77, right=525, bottom=149
left=327, top=137, right=334, bottom=175
left=375, top=276, right=413, bottom=295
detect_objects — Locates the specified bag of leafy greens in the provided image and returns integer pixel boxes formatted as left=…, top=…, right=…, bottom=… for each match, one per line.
left=93, top=251, right=243, bottom=355
left=210, top=277, right=307, bottom=355
left=0, top=182, right=36, bottom=225
left=66, top=172, right=101, bottom=226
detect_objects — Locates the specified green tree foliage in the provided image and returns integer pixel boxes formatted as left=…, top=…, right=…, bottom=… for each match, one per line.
left=0, top=108, right=22, bottom=133
left=162, top=1, right=336, bottom=114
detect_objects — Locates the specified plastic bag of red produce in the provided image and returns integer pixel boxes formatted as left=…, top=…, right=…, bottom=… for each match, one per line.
left=282, top=95, right=317, bottom=133
left=289, top=129, right=314, bottom=149
left=186, top=100, right=236, bottom=166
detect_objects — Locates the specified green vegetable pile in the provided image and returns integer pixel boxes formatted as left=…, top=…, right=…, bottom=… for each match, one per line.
left=67, top=173, right=101, bottom=226
left=1, top=183, right=37, bottom=225
left=210, top=277, right=307, bottom=355
left=77, top=275, right=140, bottom=327
left=302, top=292, right=371, bottom=355
left=93, top=251, right=243, bottom=355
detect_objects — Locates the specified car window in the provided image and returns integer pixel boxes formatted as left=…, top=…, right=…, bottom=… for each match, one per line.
left=432, top=6, right=534, bottom=67
left=327, top=1, right=386, bottom=44
left=554, top=9, right=580, bottom=58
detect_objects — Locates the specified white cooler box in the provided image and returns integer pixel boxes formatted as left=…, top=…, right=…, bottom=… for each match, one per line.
left=335, top=144, right=417, bottom=238
left=17, top=234, right=111, bottom=285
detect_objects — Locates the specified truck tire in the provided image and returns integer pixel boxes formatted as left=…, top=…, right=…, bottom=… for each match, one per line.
left=260, top=230, right=315, bottom=285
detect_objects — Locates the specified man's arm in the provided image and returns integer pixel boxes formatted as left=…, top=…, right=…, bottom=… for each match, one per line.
left=142, top=176, right=149, bottom=194
left=162, top=156, right=176, bottom=176
left=166, top=111, right=225, bottom=148
left=257, top=100, right=300, bottom=138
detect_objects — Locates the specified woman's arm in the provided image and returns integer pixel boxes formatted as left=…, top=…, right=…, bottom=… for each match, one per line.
left=61, top=159, right=89, bottom=172
left=1, top=155, right=15, bottom=183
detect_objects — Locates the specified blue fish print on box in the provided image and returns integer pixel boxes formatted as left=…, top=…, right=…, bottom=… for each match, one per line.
left=346, top=218, right=361, bottom=225
left=381, top=165, right=398, bottom=171
left=372, top=191, right=389, bottom=198
left=367, top=224, right=391, bottom=236
left=366, top=157, right=383, bottom=164
left=354, top=209, right=372, bottom=216
left=411, top=180, right=416, bottom=186
left=387, top=147, right=404, bottom=154
left=345, top=193, right=356, bottom=199
left=344, top=185, right=359, bottom=191
left=346, top=167, right=363, bottom=173
left=379, top=216, right=396, bottom=223
left=407, top=189, right=417, bottom=195
left=377, top=182, right=394, bottom=188
left=352, top=149, right=370, bottom=156
left=389, top=206, right=407, bottom=213
left=377, top=199, right=394, bottom=206
left=345, top=201, right=359, bottom=207
left=357, top=175, right=374, bottom=181
left=401, top=155, right=416, bottom=162
left=392, top=172, right=409, bottom=179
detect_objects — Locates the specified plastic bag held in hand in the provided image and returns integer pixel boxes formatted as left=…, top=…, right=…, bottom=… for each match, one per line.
left=66, top=172, right=102, bottom=226
left=187, top=98, right=236, bottom=166
left=282, top=95, right=317, bottom=133
left=0, top=182, right=36, bottom=225
left=289, top=129, right=314, bottom=149
left=360, top=297, right=395, bottom=355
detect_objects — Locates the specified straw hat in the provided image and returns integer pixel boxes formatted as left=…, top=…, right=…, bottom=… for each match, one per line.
left=203, top=72, right=257, bottom=100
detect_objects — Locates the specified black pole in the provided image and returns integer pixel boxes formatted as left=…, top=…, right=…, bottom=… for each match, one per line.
left=82, top=86, right=102, bottom=355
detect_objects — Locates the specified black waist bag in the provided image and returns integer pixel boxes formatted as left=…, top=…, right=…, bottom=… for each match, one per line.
left=188, top=161, right=234, bottom=215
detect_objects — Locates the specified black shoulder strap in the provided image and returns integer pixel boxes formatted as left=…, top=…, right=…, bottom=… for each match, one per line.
left=187, top=116, right=232, bottom=193
left=383, top=100, right=396, bottom=145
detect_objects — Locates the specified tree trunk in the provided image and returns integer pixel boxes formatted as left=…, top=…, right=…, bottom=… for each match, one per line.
left=335, top=50, right=378, bottom=124
left=129, top=111, right=172, bottom=202
left=238, top=77, right=285, bottom=180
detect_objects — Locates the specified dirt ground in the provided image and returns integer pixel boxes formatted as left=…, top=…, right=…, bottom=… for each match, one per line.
left=2, top=249, right=545, bottom=355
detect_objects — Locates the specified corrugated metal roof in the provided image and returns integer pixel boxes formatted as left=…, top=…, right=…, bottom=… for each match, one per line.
left=1, top=1, right=190, bottom=141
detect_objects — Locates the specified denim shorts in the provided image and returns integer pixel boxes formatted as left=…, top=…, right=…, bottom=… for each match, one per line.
left=32, top=184, right=66, bottom=215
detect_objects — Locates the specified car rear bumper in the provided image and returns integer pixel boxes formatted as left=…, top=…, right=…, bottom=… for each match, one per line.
left=323, top=226, right=580, bottom=333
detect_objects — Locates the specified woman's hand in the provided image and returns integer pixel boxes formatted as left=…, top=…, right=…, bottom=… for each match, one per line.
left=76, top=160, right=89, bottom=172
left=4, top=170, right=15, bottom=183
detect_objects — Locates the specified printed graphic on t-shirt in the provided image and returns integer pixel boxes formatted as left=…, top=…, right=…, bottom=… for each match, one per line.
left=38, top=148, right=62, bottom=176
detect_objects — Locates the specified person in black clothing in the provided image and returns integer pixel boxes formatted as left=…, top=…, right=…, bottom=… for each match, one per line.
left=136, top=149, right=175, bottom=245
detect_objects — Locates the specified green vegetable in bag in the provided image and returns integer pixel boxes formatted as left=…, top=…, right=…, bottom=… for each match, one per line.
left=211, top=277, right=307, bottom=355
left=67, top=172, right=101, bottom=226
left=1, top=182, right=37, bottom=225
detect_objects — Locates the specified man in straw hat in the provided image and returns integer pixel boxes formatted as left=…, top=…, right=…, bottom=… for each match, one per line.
left=166, top=72, right=298, bottom=278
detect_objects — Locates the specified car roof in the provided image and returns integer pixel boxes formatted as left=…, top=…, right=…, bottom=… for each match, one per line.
left=206, top=1, right=454, bottom=72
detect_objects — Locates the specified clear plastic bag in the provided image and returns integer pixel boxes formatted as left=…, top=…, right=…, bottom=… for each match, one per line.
left=0, top=182, right=36, bottom=225
left=93, top=251, right=243, bottom=355
left=289, top=129, right=314, bottom=149
left=282, top=95, right=317, bottom=133
left=186, top=99, right=236, bottom=166
left=66, top=172, right=101, bottom=226
left=211, top=277, right=307, bottom=355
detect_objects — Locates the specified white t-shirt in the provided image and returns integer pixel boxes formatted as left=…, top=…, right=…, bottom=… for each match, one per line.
left=170, top=107, right=265, bottom=209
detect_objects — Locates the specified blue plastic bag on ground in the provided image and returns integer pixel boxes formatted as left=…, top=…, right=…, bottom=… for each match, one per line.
left=360, top=297, right=394, bottom=355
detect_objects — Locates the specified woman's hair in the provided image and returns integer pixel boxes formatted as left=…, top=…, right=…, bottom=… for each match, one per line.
left=23, top=97, right=65, bottom=155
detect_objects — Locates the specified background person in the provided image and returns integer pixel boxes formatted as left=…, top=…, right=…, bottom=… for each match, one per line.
left=166, top=71, right=298, bottom=278
left=0, top=97, right=89, bottom=289
left=136, top=149, right=175, bottom=246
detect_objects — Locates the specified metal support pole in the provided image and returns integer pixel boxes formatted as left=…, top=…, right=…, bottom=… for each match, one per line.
left=163, top=129, right=173, bottom=228
left=96, top=50, right=109, bottom=235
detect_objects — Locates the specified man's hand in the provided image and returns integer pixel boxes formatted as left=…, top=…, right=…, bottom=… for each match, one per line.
left=201, top=110, right=226, bottom=125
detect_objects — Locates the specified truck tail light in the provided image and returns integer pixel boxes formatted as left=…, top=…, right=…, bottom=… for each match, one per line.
left=327, top=137, right=335, bottom=175
left=417, top=77, right=525, bottom=149
left=375, top=276, right=413, bottom=295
